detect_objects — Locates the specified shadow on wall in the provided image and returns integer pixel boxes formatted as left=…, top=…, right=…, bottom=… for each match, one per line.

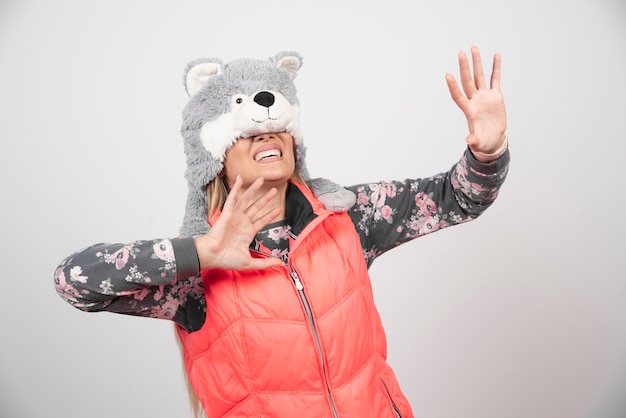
left=586, top=346, right=626, bottom=418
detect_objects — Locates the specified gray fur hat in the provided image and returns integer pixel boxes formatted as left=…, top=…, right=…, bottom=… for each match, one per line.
left=179, top=51, right=354, bottom=237
left=179, top=52, right=308, bottom=236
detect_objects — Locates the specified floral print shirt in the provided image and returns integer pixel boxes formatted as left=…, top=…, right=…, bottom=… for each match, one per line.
left=54, top=148, right=509, bottom=332
left=252, top=220, right=293, bottom=263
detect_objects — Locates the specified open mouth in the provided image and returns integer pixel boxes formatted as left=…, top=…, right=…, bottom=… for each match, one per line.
left=254, top=148, right=282, bottom=162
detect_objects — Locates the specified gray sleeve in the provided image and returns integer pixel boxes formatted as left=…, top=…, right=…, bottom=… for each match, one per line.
left=347, top=147, right=510, bottom=267
left=171, top=237, right=200, bottom=279
left=53, top=238, right=206, bottom=331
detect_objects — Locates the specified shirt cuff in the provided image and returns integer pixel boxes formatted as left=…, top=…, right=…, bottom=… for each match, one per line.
left=466, top=144, right=510, bottom=176
left=470, top=135, right=509, bottom=162
left=171, top=237, right=200, bottom=279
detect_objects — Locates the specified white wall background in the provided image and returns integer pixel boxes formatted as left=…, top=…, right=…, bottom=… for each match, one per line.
left=1, top=0, right=625, bottom=417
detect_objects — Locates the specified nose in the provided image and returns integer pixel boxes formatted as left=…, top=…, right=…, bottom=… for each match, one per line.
left=252, top=133, right=275, bottom=141
left=253, top=91, right=275, bottom=108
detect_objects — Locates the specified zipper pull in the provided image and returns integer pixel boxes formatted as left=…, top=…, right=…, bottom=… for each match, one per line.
left=290, top=271, right=304, bottom=291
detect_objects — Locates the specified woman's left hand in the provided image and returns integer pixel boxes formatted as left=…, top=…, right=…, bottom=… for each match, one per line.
left=446, top=46, right=507, bottom=159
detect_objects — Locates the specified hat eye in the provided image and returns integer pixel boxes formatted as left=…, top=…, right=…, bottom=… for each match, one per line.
left=232, top=94, right=247, bottom=105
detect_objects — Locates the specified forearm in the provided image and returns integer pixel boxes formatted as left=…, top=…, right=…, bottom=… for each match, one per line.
left=53, top=238, right=204, bottom=328
left=348, top=146, right=509, bottom=265
left=452, top=145, right=510, bottom=216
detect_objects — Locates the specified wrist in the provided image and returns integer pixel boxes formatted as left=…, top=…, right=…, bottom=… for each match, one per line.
left=194, top=232, right=225, bottom=271
left=471, top=134, right=508, bottom=163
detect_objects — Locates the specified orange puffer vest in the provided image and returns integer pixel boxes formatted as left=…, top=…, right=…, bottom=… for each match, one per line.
left=177, top=182, right=414, bottom=418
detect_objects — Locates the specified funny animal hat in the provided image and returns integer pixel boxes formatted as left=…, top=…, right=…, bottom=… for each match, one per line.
left=179, top=51, right=354, bottom=237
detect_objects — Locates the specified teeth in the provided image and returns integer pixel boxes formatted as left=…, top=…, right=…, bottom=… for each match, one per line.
left=255, top=149, right=282, bottom=162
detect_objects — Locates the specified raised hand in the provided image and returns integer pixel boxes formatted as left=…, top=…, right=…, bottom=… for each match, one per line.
left=194, top=175, right=284, bottom=271
left=445, top=46, right=507, bottom=160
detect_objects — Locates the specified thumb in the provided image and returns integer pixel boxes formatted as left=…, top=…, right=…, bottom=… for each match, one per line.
left=246, top=257, right=284, bottom=271
left=465, top=134, right=479, bottom=148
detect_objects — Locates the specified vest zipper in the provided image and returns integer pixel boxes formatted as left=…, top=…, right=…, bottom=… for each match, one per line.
left=380, top=379, right=403, bottom=418
left=288, top=266, right=339, bottom=418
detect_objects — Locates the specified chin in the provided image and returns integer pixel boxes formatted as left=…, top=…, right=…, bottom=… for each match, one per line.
left=260, top=169, right=294, bottom=184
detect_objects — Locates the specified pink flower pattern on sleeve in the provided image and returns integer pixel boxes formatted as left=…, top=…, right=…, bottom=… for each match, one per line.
left=54, top=239, right=205, bottom=330
left=347, top=149, right=508, bottom=266
left=53, top=149, right=508, bottom=331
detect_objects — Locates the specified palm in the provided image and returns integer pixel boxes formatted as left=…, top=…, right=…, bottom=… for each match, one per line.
left=465, top=89, right=506, bottom=150
left=195, top=176, right=284, bottom=271
left=446, top=46, right=507, bottom=155
left=205, top=211, right=264, bottom=270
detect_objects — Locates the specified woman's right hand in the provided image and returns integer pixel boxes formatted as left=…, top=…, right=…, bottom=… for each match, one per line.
left=194, top=175, right=284, bottom=271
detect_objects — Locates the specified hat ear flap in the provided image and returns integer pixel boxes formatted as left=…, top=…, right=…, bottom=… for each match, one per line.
left=185, top=61, right=223, bottom=97
left=275, top=54, right=302, bottom=80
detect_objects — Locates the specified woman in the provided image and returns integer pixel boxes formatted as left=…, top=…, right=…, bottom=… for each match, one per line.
left=54, top=46, right=509, bottom=417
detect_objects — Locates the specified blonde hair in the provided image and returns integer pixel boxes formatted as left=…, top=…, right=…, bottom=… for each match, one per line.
left=207, top=170, right=306, bottom=215
left=178, top=170, right=307, bottom=418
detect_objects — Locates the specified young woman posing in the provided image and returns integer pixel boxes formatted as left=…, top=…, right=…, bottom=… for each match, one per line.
left=55, top=46, right=509, bottom=418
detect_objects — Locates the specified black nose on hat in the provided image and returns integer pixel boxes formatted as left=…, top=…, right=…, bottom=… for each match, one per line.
left=253, top=91, right=275, bottom=108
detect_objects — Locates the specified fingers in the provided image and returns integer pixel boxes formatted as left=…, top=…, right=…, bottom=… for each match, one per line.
left=239, top=178, right=280, bottom=224
left=456, top=46, right=499, bottom=97
left=221, top=174, right=243, bottom=212
left=235, top=176, right=272, bottom=212
left=458, top=50, right=476, bottom=98
left=247, top=257, right=284, bottom=270
left=224, top=176, right=270, bottom=212
left=470, top=46, right=486, bottom=90
left=222, top=175, right=282, bottom=228
left=490, top=53, right=502, bottom=90
left=445, top=73, right=468, bottom=111
left=251, top=204, right=283, bottom=230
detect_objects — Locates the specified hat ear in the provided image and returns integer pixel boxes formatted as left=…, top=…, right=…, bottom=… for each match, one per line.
left=274, top=52, right=302, bottom=80
left=184, top=60, right=223, bottom=97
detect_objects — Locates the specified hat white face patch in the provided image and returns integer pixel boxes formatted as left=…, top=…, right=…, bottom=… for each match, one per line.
left=199, top=90, right=301, bottom=161
left=233, top=90, right=300, bottom=137
left=198, top=112, right=241, bottom=162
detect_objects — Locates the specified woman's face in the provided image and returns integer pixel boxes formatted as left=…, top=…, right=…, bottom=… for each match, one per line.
left=221, top=132, right=296, bottom=189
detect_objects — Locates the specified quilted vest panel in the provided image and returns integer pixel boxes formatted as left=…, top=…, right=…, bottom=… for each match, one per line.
left=177, top=183, right=414, bottom=418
